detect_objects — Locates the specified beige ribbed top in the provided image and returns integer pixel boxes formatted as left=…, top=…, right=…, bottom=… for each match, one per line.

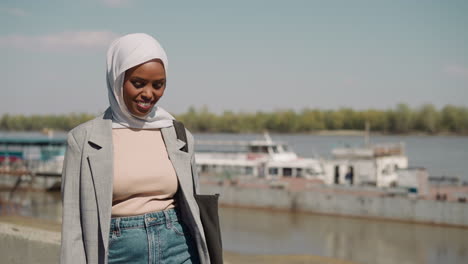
left=111, top=128, right=178, bottom=217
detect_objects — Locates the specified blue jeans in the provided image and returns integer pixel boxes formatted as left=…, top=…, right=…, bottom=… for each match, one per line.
left=108, top=208, right=200, bottom=264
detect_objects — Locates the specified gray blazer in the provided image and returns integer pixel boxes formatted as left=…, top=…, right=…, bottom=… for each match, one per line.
left=60, top=108, right=210, bottom=264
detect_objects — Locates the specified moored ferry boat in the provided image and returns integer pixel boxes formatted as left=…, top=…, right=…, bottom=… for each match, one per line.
left=194, top=133, right=440, bottom=196
left=195, top=133, right=326, bottom=181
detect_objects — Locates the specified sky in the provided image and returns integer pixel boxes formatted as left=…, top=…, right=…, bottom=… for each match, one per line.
left=1, top=0, right=467, bottom=115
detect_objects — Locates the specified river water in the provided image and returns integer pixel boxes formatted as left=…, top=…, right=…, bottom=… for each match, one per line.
left=1, top=190, right=468, bottom=264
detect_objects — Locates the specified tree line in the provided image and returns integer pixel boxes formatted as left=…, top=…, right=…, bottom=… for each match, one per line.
left=1, top=104, right=467, bottom=134
left=0, top=113, right=95, bottom=132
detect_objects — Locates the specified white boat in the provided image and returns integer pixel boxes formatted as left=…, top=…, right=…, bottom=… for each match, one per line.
left=195, top=133, right=326, bottom=181
left=323, top=142, right=410, bottom=187
left=195, top=133, right=429, bottom=194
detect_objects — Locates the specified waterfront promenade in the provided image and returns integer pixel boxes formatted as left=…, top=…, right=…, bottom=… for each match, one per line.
left=2, top=190, right=468, bottom=264
left=0, top=216, right=357, bottom=264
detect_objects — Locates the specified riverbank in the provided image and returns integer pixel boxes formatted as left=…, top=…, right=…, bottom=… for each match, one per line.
left=0, top=216, right=358, bottom=264
left=304, top=130, right=468, bottom=137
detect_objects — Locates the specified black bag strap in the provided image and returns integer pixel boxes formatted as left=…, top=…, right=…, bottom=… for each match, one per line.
left=173, top=120, right=188, bottom=153
left=172, top=120, right=197, bottom=193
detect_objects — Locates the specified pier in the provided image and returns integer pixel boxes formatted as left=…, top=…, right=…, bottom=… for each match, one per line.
left=0, top=136, right=66, bottom=192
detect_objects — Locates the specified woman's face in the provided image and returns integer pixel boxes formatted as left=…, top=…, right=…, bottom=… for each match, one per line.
left=122, top=59, right=166, bottom=117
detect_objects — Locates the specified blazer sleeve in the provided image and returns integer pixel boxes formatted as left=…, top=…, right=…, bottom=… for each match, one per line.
left=60, top=133, right=87, bottom=263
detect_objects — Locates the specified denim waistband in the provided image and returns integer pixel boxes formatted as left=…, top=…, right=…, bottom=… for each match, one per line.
left=110, top=208, right=180, bottom=231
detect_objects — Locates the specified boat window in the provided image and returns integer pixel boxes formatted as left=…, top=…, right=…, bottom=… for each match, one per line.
left=297, top=168, right=303, bottom=178
left=283, top=168, right=292, bottom=177
left=382, top=165, right=391, bottom=175
left=250, top=145, right=269, bottom=153
left=231, top=166, right=240, bottom=174
left=269, top=167, right=278, bottom=175
left=271, top=146, right=279, bottom=153
left=282, top=145, right=289, bottom=152
left=245, top=166, right=254, bottom=175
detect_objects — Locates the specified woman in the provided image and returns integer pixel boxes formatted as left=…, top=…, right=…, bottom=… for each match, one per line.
left=60, top=33, right=210, bottom=264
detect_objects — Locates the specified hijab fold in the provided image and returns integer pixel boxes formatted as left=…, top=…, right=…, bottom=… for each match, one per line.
left=106, top=33, right=174, bottom=129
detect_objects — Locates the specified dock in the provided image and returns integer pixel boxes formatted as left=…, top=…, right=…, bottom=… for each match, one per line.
left=0, top=136, right=66, bottom=192
left=0, top=137, right=66, bottom=146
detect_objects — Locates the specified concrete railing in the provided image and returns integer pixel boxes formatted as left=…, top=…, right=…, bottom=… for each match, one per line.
left=0, top=223, right=60, bottom=264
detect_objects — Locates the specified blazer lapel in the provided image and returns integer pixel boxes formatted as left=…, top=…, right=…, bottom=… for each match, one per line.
left=161, top=127, right=193, bottom=198
left=87, top=109, right=113, bottom=251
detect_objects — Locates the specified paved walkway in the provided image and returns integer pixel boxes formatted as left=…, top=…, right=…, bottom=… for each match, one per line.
left=224, top=252, right=360, bottom=264
left=0, top=216, right=360, bottom=264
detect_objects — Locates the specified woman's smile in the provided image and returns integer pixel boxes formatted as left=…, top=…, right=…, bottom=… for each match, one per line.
left=136, top=100, right=154, bottom=112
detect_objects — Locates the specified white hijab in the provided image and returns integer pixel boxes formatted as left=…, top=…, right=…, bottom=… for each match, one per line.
left=106, top=33, right=174, bottom=129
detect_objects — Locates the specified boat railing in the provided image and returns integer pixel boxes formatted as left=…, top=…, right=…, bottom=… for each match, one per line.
left=332, top=142, right=405, bottom=158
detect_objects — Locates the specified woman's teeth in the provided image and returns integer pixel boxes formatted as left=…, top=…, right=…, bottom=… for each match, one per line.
left=137, top=102, right=151, bottom=107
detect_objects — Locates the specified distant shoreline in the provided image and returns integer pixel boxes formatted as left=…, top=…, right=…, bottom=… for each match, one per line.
left=1, top=129, right=468, bottom=137
left=193, top=130, right=468, bottom=137
left=294, top=130, right=468, bottom=137
left=2, top=104, right=468, bottom=135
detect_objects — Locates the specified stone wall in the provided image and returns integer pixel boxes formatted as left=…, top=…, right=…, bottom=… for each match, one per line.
left=202, top=184, right=468, bottom=227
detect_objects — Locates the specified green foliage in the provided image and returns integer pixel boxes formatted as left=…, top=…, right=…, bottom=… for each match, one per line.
left=414, top=104, right=439, bottom=133
left=175, top=104, right=468, bottom=134
left=390, top=103, right=414, bottom=133
left=0, top=113, right=95, bottom=131
left=1, top=104, right=468, bottom=134
left=440, top=105, right=468, bottom=133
